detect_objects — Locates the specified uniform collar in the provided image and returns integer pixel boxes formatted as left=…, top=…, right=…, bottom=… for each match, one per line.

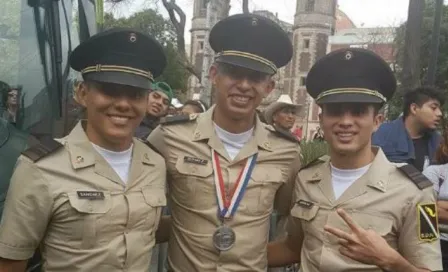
left=192, top=105, right=273, bottom=161
left=306, top=147, right=391, bottom=193
left=64, top=121, right=153, bottom=186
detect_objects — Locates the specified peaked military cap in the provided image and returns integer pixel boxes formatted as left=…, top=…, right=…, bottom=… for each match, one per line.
left=209, top=14, right=293, bottom=75
left=306, top=48, right=396, bottom=104
left=70, top=28, right=166, bottom=90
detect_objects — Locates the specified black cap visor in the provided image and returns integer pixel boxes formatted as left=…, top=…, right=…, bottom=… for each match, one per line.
left=83, top=72, right=152, bottom=90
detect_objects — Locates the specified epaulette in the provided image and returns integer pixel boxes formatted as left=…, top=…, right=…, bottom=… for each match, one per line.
left=300, top=155, right=329, bottom=170
left=139, top=139, right=163, bottom=157
left=159, top=113, right=198, bottom=125
left=267, top=125, right=300, bottom=143
left=398, top=164, right=433, bottom=190
left=21, top=137, right=63, bottom=162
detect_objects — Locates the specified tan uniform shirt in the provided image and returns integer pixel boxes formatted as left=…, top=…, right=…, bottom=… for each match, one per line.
left=287, top=148, right=442, bottom=272
left=0, top=121, right=167, bottom=272
left=148, top=108, right=301, bottom=272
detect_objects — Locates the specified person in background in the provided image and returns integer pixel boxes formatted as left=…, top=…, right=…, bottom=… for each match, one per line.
left=264, top=94, right=301, bottom=132
left=423, top=124, right=448, bottom=271
left=1, top=86, right=21, bottom=124
left=135, top=81, right=172, bottom=139
left=0, top=28, right=168, bottom=272
left=373, top=86, right=444, bottom=171
left=268, top=48, right=442, bottom=272
left=181, top=99, right=208, bottom=114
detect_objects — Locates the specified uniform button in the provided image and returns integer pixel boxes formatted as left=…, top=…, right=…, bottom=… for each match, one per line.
left=194, top=132, right=201, bottom=139
left=144, top=153, right=149, bottom=160
left=76, top=156, right=84, bottom=163
left=263, top=142, right=271, bottom=149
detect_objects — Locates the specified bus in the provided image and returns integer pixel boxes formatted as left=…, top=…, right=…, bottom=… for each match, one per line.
left=0, top=1, right=96, bottom=269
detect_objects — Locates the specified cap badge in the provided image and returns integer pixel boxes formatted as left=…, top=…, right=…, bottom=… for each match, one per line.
left=129, top=33, right=137, bottom=43
left=251, top=17, right=258, bottom=26
left=345, top=51, right=353, bottom=60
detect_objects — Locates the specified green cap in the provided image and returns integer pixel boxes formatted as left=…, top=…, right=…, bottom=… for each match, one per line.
left=151, top=81, right=173, bottom=103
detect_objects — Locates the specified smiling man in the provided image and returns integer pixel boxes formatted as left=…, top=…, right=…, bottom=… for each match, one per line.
left=148, top=14, right=301, bottom=272
left=135, top=81, right=173, bottom=139
left=0, top=28, right=167, bottom=272
left=267, top=48, right=442, bottom=272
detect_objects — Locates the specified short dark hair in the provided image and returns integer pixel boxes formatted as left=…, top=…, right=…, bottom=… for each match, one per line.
left=403, top=86, right=445, bottom=118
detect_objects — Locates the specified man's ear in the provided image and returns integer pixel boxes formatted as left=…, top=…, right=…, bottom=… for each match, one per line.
left=373, top=113, right=384, bottom=132
left=209, top=64, right=219, bottom=86
left=77, top=82, right=89, bottom=108
left=410, top=103, right=419, bottom=115
left=264, top=79, right=275, bottom=97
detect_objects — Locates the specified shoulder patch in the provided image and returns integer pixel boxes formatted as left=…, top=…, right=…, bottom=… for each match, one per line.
left=301, top=155, right=329, bottom=170
left=159, top=114, right=198, bottom=125
left=398, top=164, right=433, bottom=190
left=21, top=138, right=63, bottom=162
left=139, top=139, right=163, bottom=157
left=268, top=125, right=299, bottom=143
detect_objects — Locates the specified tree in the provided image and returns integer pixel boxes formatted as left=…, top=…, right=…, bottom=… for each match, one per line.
left=103, top=9, right=188, bottom=95
left=389, top=1, right=448, bottom=119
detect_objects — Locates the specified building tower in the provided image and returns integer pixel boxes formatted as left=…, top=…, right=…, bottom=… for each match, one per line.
left=188, top=0, right=208, bottom=98
left=286, top=0, right=337, bottom=139
left=188, top=0, right=229, bottom=101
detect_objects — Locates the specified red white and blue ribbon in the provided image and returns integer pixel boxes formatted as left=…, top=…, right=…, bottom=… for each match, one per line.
left=211, top=150, right=258, bottom=219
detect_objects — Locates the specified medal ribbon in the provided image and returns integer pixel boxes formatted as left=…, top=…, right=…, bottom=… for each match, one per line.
left=212, top=150, right=258, bottom=218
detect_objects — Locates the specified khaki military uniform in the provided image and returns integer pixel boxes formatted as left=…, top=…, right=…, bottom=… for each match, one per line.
left=148, top=108, right=301, bottom=272
left=0, top=121, right=167, bottom=272
left=287, top=147, right=442, bottom=271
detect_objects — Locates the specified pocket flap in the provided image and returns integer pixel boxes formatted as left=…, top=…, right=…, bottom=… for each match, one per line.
left=67, top=191, right=112, bottom=214
left=355, top=214, right=393, bottom=236
left=291, top=203, right=319, bottom=221
left=142, top=187, right=167, bottom=207
left=175, top=155, right=213, bottom=178
left=251, top=168, right=283, bottom=183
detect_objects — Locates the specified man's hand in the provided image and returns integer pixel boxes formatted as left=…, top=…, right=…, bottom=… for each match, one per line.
left=324, top=208, right=398, bottom=268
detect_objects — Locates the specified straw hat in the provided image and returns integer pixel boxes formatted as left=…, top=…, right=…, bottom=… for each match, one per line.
left=263, top=94, right=302, bottom=125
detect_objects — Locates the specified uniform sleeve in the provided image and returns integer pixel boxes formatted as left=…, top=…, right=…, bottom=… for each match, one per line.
left=147, top=125, right=168, bottom=158
left=274, top=150, right=301, bottom=216
left=398, top=186, right=443, bottom=271
left=0, top=157, right=54, bottom=260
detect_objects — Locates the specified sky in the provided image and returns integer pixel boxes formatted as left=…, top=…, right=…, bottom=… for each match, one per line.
left=109, top=0, right=411, bottom=41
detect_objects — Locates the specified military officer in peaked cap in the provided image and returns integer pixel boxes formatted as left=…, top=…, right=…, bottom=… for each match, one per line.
left=149, top=14, right=301, bottom=271
left=268, top=48, right=443, bottom=272
left=0, top=28, right=167, bottom=272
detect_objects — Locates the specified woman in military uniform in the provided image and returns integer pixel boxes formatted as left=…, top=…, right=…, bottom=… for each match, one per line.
left=0, top=28, right=167, bottom=272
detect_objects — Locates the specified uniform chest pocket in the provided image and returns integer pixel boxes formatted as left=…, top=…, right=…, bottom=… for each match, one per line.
left=141, top=187, right=167, bottom=231
left=327, top=211, right=394, bottom=245
left=290, top=203, right=320, bottom=234
left=66, top=191, right=112, bottom=248
left=244, top=168, right=284, bottom=215
left=173, top=155, right=214, bottom=209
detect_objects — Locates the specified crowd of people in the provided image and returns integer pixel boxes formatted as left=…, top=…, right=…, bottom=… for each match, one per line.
left=0, top=12, right=447, bottom=272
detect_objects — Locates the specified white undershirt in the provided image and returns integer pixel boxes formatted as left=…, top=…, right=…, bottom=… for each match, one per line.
left=213, top=123, right=253, bottom=160
left=91, top=143, right=133, bottom=184
left=330, top=163, right=371, bottom=199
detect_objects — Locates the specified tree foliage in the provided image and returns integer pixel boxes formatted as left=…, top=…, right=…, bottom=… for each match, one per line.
left=389, top=1, right=448, bottom=119
left=103, top=9, right=187, bottom=96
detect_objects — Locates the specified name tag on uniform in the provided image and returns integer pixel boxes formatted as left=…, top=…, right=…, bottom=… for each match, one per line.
left=297, top=199, right=314, bottom=209
left=77, top=191, right=105, bottom=200
left=184, top=156, right=208, bottom=165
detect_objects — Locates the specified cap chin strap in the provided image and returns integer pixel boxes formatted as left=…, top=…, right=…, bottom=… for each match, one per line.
left=216, top=50, right=277, bottom=73
left=316, top=88, right=387, bottom=103
left=82, top=65, right=154, bottom=81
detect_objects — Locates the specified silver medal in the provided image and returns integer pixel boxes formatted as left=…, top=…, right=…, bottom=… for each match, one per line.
left=213, top=225, right=236, bottom=251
